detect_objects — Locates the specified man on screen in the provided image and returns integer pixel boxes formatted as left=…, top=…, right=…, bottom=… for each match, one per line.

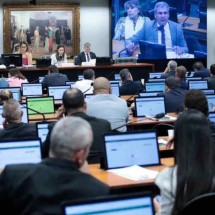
left=125, top=1, right=188, bottom=56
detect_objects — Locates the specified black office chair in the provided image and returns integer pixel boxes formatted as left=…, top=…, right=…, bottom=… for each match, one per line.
left=138, top=40, right=166, bottom=60
left=185, top=36, right=202, bottom=54
left=178, top=192, right=215, bottom=215
left=198, top=11, right=207, bottom=29
left=194, top=50, right=207, bottom=59
left=147, top=7, right=178, bottom=22
left=152, top=123, right=174, bottom=136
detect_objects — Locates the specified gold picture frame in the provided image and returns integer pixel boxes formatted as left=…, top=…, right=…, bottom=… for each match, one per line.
left=3, top=3, right=80, bottom=59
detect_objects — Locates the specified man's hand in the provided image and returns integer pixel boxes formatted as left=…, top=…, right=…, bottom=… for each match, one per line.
left=172, top=46, right=183, bottom=55
left=124, top=40, right=137, bottom=56
left=56, top=105, right=65, bottom=119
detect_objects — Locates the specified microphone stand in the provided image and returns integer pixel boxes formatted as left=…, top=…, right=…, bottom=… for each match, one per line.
left=21, top=104, right=46, bottom=121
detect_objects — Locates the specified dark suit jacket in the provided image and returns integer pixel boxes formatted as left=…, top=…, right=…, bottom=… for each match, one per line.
left=120, top=80, right=143, bottom=95
left=41, top=72, right=69, bottom=89
left=74, top=52, right=96, bottom=65
left=0, top=122, right=37, bottom=139
left=160, top=71, right=176, bottom=79
left=193, top=68, right=210, bottom=78
left=0, top=158, right=110, bottom=215
left=158, top=88, right=186, bottom=113
left=179, top=79, right=188, bottom=90
left=206, top=76, right=215, bottom=89
left=42, top=112, right=112, bottom=163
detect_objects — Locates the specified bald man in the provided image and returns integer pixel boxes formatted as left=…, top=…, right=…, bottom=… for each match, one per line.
left=86, top=77, right=129, bottom=132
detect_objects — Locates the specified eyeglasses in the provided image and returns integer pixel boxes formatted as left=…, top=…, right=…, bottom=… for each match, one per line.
left=156, top=12, right=169, bottom=15
left=21, top=46, right=27, bottom=48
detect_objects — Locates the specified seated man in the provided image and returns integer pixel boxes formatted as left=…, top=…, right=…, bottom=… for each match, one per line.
left=160, top=60, right=177, bottom=79
left=125, top=1, right=188, bottom=56
left=0, top=98, right=37, bottom=139
left=41, top=65, right=69, bottom=89
left=119, top=68, right=143, bottom=95
left=86, top=77, right=129, bottom=132
left=42, top=88, right=111, bottom=163
left=74, top=42, right=96, bottom=65
left=158, top=76, right=186, bottom=113
left=192, top=61, right=210, bottom=78
left=175, top=65, right=188, bottom=90
left=74, top=69, right=95, bottom=94
left=0, top=117, right=109, bottom=214
left=206, top=64, right=215, bottom=89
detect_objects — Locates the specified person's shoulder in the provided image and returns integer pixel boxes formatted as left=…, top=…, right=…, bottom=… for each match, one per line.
left=117, top=17, right=126, bottom=24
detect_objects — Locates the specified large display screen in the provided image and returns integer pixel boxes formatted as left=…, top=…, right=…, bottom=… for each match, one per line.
left=112, top=0, right=207, bottom=60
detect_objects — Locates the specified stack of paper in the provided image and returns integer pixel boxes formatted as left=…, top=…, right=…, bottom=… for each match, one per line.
left=108, top=165, right=159, bottom=181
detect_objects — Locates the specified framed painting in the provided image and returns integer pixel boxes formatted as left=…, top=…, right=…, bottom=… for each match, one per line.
left=3, top=3, right=80, bottom=59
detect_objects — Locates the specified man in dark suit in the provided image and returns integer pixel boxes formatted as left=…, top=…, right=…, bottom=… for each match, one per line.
left=0, top=117, right=110, bottom=214
left=119, top=68, right=143, bottom=95
left=206, top=64, right=215, bottom=89
left=158, top=76, right=186, bottom=113
left=75, top=42, right=96, bottom=65
left=0, top=98, right=37, bottom=139
left=192, top=61, right=210, bottom=78
left=42, top=88, right=111, bottom=163
left=41, top=65, right=69, bottom=89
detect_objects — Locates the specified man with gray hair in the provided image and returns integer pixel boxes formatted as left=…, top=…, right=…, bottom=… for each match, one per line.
left=75, top=42, right=96, bottom=65
left=0, top=98, right=37, bottom=139
left=0, top=117, right=110, bottom=214
left=160, top=60, right=177, bottom=79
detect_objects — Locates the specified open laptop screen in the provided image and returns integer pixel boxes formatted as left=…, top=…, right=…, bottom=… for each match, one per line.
left=110, top=83, right=120, bottom=97
left=104, top=130, right=160, bottom=169
left=188, top=80, right=208, bottom=90
left=149, top=72, right=163, bottom=79
left=209, top=112, right=215, bottom=123
left=0, top=87, right=21, bottom=102
left=0, top=139, right=42, bottom=168
left=135, top=96, right=165, bottom=117
left=48, top=85, right=71, bottom=100
left=22, top=83, right=43, bottom=96
left=139, top=91, right=162, bottom=97
left=66, top=82, right=75, bottom=88
left=145, top=82, right=165, bottom=92
left=62, top=193, right=155, bottom=215
left=36, top=122, right=50, bottom=143
left=201, top=89, right=215, bottom=95
left=206, top=94, right=215, bottom=112
left=26, top=96, right=55, bottom=115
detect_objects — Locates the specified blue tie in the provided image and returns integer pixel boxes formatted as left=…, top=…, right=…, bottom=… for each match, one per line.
left=158, top=25, right=165, bottom=45
left=86, top=53, right=90, bottom=62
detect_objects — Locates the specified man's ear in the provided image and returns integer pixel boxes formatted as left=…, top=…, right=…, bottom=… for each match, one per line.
left=21, top=110, right=23, bottom=118
left=109, top=87, right=112, bottom=94
left=74, top=149, right=86, bottom=168
left=83, top=101, right=87, bottom=110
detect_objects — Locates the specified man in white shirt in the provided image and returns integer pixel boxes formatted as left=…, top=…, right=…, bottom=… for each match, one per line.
left=74, top=69, right=95, bottom=94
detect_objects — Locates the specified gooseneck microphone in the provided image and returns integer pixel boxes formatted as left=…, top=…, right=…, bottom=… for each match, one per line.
left=126, top=89, right=143, bottom=106
left=82, top=82, right=94, bottom=94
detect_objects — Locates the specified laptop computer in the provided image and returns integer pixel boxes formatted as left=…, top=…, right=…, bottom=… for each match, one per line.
left=103, top=130, right=160, bottom=169
left=26, top=96, right=55, bottom=115
left=185, top=71, right=195, bottom=77
left=134, top=96, right=166, bottom=117
left=39, top=77, right=44, bottom=83
left=201, top=89, right=215, bottom=95
left=188, top=80, right=208, bottom=90
left=36, top=58, right=51, bottom=68
left=110, top=83, right=120, bottom=97
left=78, top=75, right=84, bottom=80
left=66, top=81, right=76, bottom=88
left=185, top=77, right=202, bottom=81
left=148, top=78, right=165, bottom=82
left=36, top=122, right=50, bottom=143
left=139, top=91, right=162, bottom=97
left=145, top=82, right=165, bottom=92
left=0, top=103, right=28, bottom=127
left=0, top=138, right=42, bottom=169
left=149, top=72, right=163, bottom=79
left=22, top=83, right=43, bottom=97
left=62, top=192, right=155, bottom=215
left=206, top=94, right=215, bottom=112
left=0, top=87, right=21, bottom=102
left=48, top=85, right=71, bottom=100
left=209, top=112, right=215, bottom=123
left=114, top=74, right=121, bottom=80
left=96, top=57, right=113, bottom=66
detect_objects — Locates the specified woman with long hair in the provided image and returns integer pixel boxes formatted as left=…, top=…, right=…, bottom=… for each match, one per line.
left=8, top=68, right=28, bottom=87
left=50, top=44, right=67, bottom=66
left=154, top=109, right=215, bottom=214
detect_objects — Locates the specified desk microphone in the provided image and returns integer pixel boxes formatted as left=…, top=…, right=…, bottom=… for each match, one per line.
left=182, top=16, right=190, bottom=27
left=30, top=79, right=40, bottom=84
left=154, top=112, right=165, bottom=119
left=83, top=82, right=94, bottom=94
left=118, top=48, right=127, bottom=58
left=21, top=104, right=46, bottom=121
left=126, top=89, right=143, bottom=106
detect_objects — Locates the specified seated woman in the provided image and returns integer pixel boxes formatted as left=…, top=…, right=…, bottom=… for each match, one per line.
left=18, top=41, right=33, bottom=66
left=8, top=68, right=28, bottom=87
left=51, top=44, right=67, bottom=65
left=154, top=109, right=215, bottom=214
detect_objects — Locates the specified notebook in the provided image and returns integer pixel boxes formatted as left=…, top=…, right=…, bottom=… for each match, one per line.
left=134, top=96, right=166, bottom=117
left=48, top=85, right=71, bottom=100
left=110, top=83, right=120, bottom=97
left=36, top=122, right=50, bottom=143
left=145, top=82, right=165, bottom=92
left=0, top=103, right=28, bottom=126
left=139, top=91, right=162, bottom=97
left=206, top=94, right=215, bottom=112
left=62, top=192, right=155, bottom=215
left=22, top=83, right=43, bottom=97
left=188, top=80, right=208, bottom=90
left=0, top=87, right=21, bottom=102
left=103, top=130, right=160, bottom=169
left=26, top=96, right=55, bottom=115
left=149, top=72, right=163, bottom=79
left=0, top=138, right=42, bottom=169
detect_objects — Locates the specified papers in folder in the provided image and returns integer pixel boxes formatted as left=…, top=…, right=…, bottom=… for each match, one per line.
left=108, top=165, right=159, bottom=181
left=81, top=59, right=96, bottom=66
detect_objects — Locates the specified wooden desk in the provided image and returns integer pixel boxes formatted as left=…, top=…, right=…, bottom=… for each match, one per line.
left=90, top=158, right=174, bottom=190
left=28, top=113, right=57, bottom=122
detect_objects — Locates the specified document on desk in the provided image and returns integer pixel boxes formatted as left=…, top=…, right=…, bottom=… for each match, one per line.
left=108, top=165, right=159, bottom=181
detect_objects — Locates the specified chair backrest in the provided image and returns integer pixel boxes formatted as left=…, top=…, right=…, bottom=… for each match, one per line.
left=185, top=36, right=202, bottom=54
left=152, top=123, right=174, bottom=136
left=178, top=193, right=215, bottom=215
